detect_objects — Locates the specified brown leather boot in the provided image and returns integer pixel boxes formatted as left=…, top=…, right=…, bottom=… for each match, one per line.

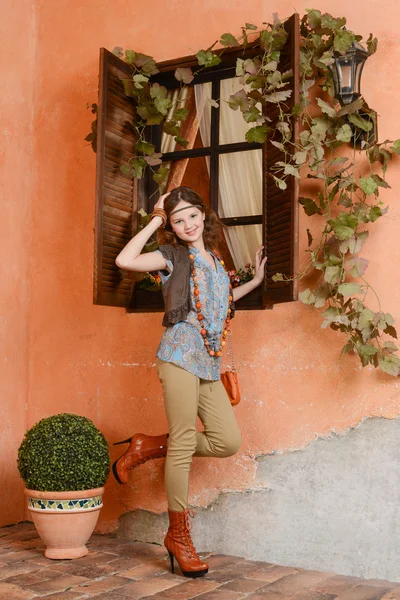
left=112, top=433, right=168, bottom=484
left=164, top=509, right=209, bottom=578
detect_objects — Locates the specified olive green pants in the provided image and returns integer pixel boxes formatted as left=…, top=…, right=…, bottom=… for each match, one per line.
left=156, top=359, right=241, bottom=512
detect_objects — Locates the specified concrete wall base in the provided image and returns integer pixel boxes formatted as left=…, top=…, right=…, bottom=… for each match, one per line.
left=117, top=417, right=400, bottom=581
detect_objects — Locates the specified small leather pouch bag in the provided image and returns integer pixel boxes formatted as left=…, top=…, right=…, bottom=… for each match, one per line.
left=220, top=331, right=241, bottom=406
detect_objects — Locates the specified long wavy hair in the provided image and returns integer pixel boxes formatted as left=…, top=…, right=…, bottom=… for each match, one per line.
left=157, top=186, right=223, bottom=251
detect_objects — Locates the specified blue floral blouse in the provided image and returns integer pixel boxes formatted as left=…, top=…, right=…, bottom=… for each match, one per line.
left=156, top=246, right=230, bottom=381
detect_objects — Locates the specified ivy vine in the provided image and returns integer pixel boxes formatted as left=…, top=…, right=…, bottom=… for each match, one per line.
left=86, top=9, right=400, bottom=375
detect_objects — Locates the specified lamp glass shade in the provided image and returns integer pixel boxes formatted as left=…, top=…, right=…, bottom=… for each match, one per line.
left=330, top=41, right=369, bottom=105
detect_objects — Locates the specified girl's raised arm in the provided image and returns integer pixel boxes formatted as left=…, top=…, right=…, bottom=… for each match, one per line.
left=115, top=195, right=169, bottom=273
left=232, top=246, right=267, bottom=302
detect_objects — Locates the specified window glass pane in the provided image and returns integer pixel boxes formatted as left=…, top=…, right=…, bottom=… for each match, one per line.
left=219, top=77, right=256, bottom=145
left=221, top=224, right=262, bottom=271
left=218, top=149, right=262, bottom=218
left=161, top=83, right=212, bottom=153
left=156, top=156, right=210, bottom=205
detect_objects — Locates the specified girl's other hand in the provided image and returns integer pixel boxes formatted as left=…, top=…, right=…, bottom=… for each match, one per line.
left=253, top=246, right=267, bottom=285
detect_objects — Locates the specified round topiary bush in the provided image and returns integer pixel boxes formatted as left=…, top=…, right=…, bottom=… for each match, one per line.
left=18, top=413, right=110, bottom=492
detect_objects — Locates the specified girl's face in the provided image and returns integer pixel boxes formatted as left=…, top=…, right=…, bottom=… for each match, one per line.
left=169, top=200, right=205, bottom=244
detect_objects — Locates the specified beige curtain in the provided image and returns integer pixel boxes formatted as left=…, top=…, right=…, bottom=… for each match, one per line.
left=195, top=78, right=262, bottom=268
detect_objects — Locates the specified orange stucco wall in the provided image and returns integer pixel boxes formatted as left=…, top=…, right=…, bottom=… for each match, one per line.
left=2, top=0, right=400, bottom=530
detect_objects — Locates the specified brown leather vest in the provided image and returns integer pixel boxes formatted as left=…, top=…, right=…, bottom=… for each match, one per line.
left=157, top=244, right=235, bottom=327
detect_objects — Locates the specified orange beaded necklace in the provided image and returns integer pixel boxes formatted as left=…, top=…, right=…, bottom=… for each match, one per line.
left=189, top=250, right=234, bottom=358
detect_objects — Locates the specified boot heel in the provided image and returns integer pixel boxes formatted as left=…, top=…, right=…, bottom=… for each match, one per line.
left=113, top=437, right=132, bottom=446
left=168, top=550, right=174, bottom=574
left=112, top=461, right=123, bottom=484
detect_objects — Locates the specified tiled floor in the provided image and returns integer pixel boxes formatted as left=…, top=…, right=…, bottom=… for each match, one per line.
left=0, top=523, right=399, bottom=599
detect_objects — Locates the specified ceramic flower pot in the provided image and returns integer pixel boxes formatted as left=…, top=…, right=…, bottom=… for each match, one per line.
left=25, top=487, right=104, bottom=559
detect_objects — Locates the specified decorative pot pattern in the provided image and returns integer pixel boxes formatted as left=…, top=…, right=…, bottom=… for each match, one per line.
left=25, top=487, right=104, bottom=559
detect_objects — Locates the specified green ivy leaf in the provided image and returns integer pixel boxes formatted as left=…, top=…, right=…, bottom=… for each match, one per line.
left=144, top=153, right=163, bottom=166
left=175, top=135, right=189, bottom=148
left=272, top=273, right=285, bottom=281
left=357, top=344, right=378, bottom=364
left=264, top=89, right=292, bottom=103
left=120, top=164, right=132, bottom=175
left=337, top=282, right=363, bottom=297
left=246, top=74, right=267, bottom=89
left=220, top=33, right=240, bottom=47
left=134, top=53, right=159, bottom=75
left=284, top=164, right=300, bottom=178
left=306, top=9, right=322, bottom=29
left=259, top=29, right=274, bottom=50
left=124, top=49, right=136, bottom=64
left=379, top=355, right=400, bottom=376
left=317, top=98, right=336, bottom=118
left=383, top=341, right=398, bottom=354
left=133, top=74, right=149, bottom=89
left=163, top=120, right=181, bottom=136
left=112, top=47, right=124, bottom=58
left=299, top=197, right=322, bottom=216
left=366, top=33, right=378, bottom=55
left=324, top=265, right=341, bottom=285
left=236, top=58, right=245, bottom=76
left=121, top=78, right=138, bottom=97
left=359, top=176, right=378, bottom=195
left=333, top=30, right=355, bottom=53
left=389, top=139, right=400, bottom=155
left=245, top=125, right=269, bottom=143
left=346, top=256, right=369, bottom=277
left=270, top=140, right=285, bottom=151
left=153, top=166, right=170, bottom=185
left=299, top=289, right=316, bottom=305
left=321, top=13, right=346, bottom=31
left=348, top=113, right=373, bottom=132
left=272, top=176, right=287, bottom=190
left=384, top=325, right=398, bottom=339
left=150, top=82, right=168, bottom=100
left=358, top=308, right=374, bottom=329
left=174, top=108, right=189, bottom=122
left=245, top=22, right=258, bottom=30
left=328, top=213, right=358, bottom=240
left=129, top=157, right=147, bottom=179
left=228, top=89, right=250, bottom=112
left=136, top=104, right=164, bottom=125
left=135, top=140, right=155, bottom=155
left=294, top=150, right=308, bottom=164
left=154, top=97, right=172, bottom=116
left=174, top=67, right=194, bottom=84
left=341, top=341, right=354, bottom=356
left=369, top=206, right=382, bottom=222
left=196, top=50, right=222, bottom=68
left=336, top=124, right=353, bottom=143
left=243, top=106, right=260, bottom=123
left=337, top=97, right=365, bottom=117
left=371, top=174, right=390, bottom=189
left=379, top=148, right=392, bottom=174
left=314, top=284, right=330, bottom=308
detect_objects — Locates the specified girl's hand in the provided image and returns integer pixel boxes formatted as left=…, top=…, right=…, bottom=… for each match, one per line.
left=154, top=192, right=170, bottom=211
left=253, top=246, right=267, bottom=285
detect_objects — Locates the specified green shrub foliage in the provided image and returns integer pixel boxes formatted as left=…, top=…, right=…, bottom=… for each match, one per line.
left=17, top=413, right=110, bottom=491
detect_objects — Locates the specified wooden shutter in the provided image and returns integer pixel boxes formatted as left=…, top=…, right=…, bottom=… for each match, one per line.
left=263, top=13, right=299, bottom=306
left=93, top=48, right=137, bottom=307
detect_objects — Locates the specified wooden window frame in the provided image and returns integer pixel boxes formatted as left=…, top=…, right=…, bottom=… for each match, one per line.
left=93, top=14, right=299, bottom=312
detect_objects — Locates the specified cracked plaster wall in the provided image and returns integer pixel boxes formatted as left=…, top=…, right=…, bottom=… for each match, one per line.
left=119, top=417, right=400, bottom=580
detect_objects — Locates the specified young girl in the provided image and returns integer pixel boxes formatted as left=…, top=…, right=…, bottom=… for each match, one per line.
left=113, top=186, right=267, bottom=578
